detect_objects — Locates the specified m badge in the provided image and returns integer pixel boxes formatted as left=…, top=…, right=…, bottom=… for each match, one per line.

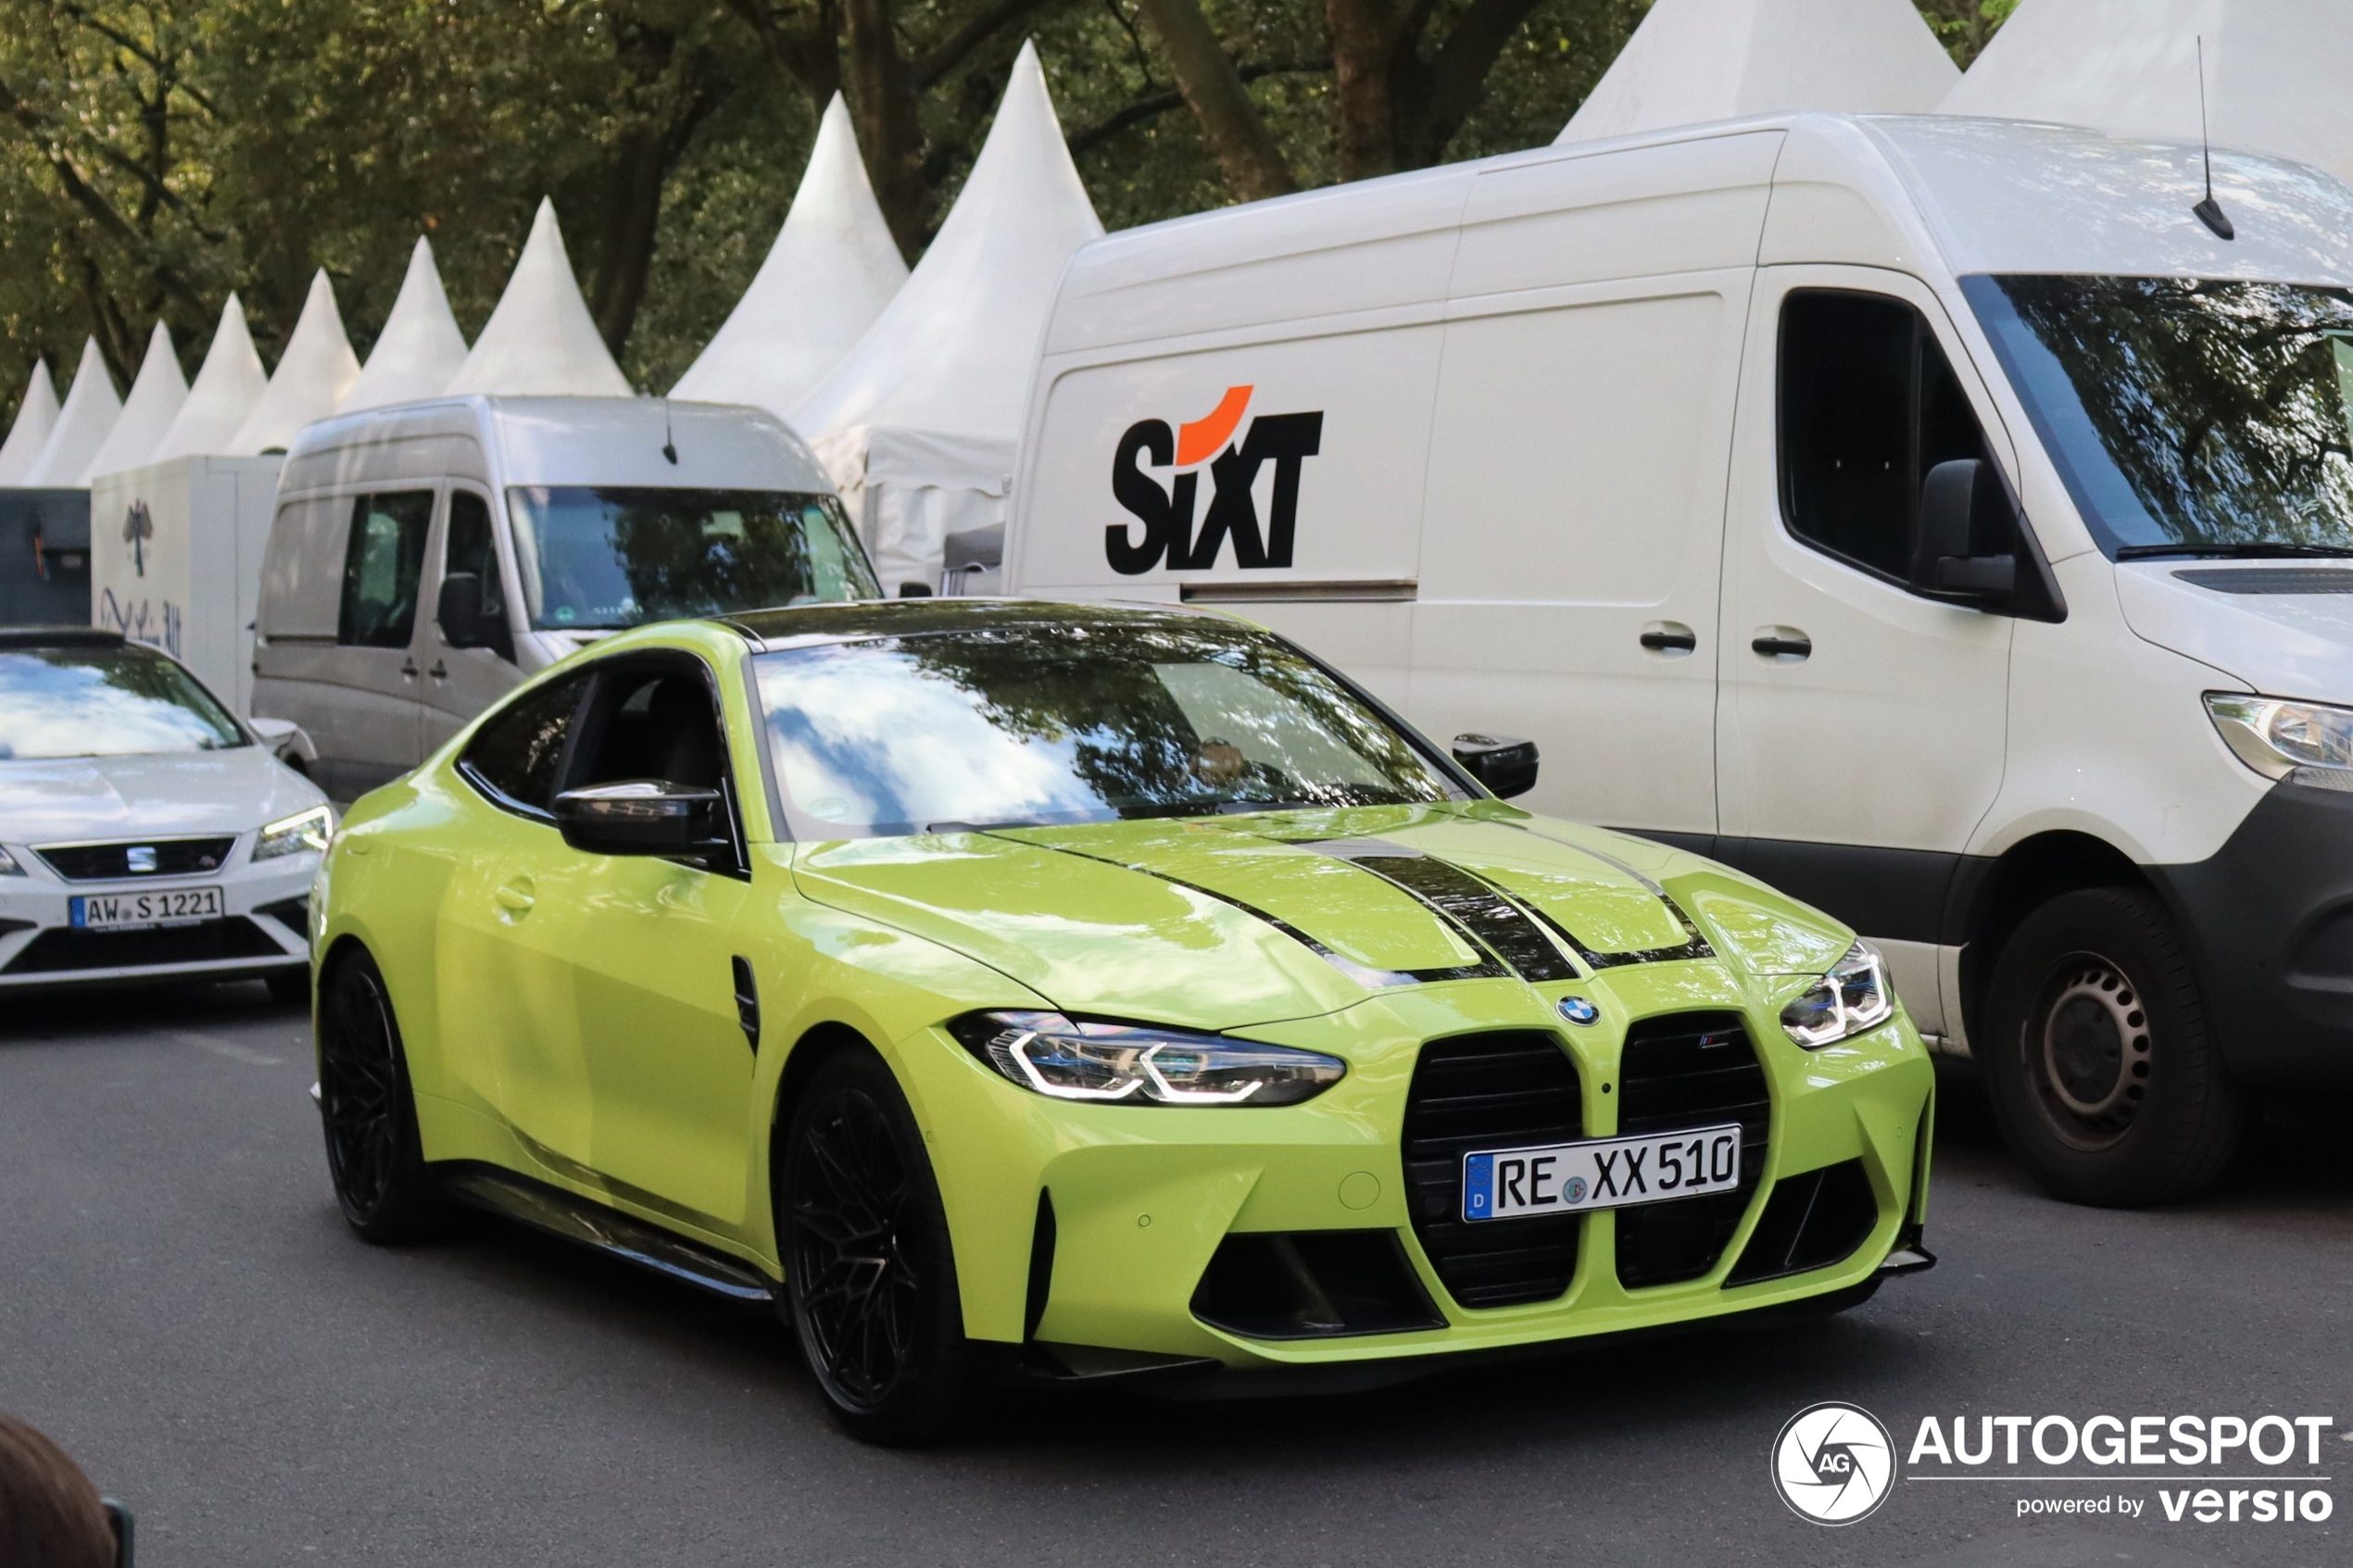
left=1107, top=385, right=1322, bottom=574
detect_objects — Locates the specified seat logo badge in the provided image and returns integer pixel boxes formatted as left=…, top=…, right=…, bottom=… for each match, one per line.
left=126, top=846, right=158, bottom=873
left=1107, top=385, right=1324, bottom=575
left=1772, top=1402, right=1897, bottom=1524
left=1557, top=996, right=1600, bottom=1025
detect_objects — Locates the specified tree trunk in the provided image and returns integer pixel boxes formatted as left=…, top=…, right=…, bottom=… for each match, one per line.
left=1323, top=0, right=1412, bottom=182
left=1132, top=0, right=1294, bottom=200
left=842, top=0, right=932, bottom=262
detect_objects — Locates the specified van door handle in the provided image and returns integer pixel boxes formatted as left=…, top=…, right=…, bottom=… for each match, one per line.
left=1640, top=622, right=1697, bottom=654
left=428, top=660, right=447, bottom=679
left=1751, top=629, right=1813, bottom=661
left=495, top=879, right=535, bottom=917
left=399, top=658, right=419, bottom=680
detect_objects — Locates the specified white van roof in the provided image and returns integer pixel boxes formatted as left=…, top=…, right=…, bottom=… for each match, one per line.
left=1045, top=112, right=2353, bottom=355
left=280, top=395, right=836, bottom=496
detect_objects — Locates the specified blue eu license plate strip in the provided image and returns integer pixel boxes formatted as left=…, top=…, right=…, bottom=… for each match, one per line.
left=1462, top=1123, right=1743, bottom=1222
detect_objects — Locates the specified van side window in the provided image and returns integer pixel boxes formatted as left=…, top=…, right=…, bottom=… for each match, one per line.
left=337, top=491, right=434, bottom=646
left=573, top=664, right=729, bottom=794
left=444, top=490, right=515, bottom=662
left=459, top=673, right=591, bottom=816
left=1779, top=291, right=1992, bottom=583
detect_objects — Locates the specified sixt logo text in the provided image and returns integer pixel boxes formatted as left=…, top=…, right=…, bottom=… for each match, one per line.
left=1107, top=385, right=1322, bottom=574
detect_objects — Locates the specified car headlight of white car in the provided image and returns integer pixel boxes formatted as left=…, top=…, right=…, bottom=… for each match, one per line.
left=2205, top=693, right=2353, bottom=781
left=1779, top=940, right=1896, bottom=1048
left=253, top=805, right=334, bottom=862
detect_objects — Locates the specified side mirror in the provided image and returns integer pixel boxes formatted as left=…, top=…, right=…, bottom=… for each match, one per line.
left=1913, top=459, right=2018, bottom=601
left=1453, top=734, right=1539, bottom=799
left=437, top=572, right=485, bottom=647
left=552, top=781, right=732, bottom=860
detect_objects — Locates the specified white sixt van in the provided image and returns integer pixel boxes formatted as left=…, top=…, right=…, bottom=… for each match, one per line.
left=1007, top=112, right=2353, bottom=1206
left=254, top=395, right=877, bottom=802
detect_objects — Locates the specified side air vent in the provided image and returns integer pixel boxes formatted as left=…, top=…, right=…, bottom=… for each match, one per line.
left=1189, top=1231, right=1444, bottom=1339
left=1614, top=1010, right=1771, bottom=1289
left=1725, top=1160, right=1879, bottom=1286
left=1402, top=1032, right=1583, bottom=1308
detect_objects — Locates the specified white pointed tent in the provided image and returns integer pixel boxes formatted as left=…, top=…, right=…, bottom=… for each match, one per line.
left=151, top=296, right=270, bottom=463
left=1942, top=0, right=2353, bottom=185
left=340, top=237, right=471, bottom=412
left=672, top=94, right=909, bottom=419
left=0, top=359, right=60, bottom=486
left=82, top=322, right=188, bottom=482
left=793, top=41, right=1103, bottom=593
left=445, top=199, right=632, bottom=396
left=1557, top=0, right=1957, bottom=144
left=23, top=340, right=120, bottom=487
left=230, top=270, right=360, bottom=454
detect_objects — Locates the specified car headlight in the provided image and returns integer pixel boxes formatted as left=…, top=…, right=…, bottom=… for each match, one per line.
left=0, top=846, right=22, bottom=876
left=947, top=1010, right=1346, bottom=1106
left=253, top=805, right=334, bottom=861
left=1779, top=940, right=1895, bottom=1048
left=2205, top=693, right=2353, bottom=781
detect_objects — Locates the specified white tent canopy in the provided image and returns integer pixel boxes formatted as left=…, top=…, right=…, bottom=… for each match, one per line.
left=1942, top=0, right=2353, bottom=185
left=231, top=270, right=361, bottom=454
left=793, top=40, right=1103, bottom=593
left=1557, top=0, right=1957, bottom=144
left=446, top=198, right=632, bottom=397
left=151, top=295, right=270, bottom=463
left=82, top=321, right=188, bottom=482
left=671, top=94, right=909, bottom=420
left=0, top=359, right=59, bottom=486
left=340, top=237, right=471, bottom=412
left=22, top=339, right=120, bottom=487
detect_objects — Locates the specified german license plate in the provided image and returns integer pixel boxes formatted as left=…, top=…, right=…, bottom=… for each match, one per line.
left=1462, top=1123, right=1743, bottom=1222
left=69, top=886, right=224, bottom=931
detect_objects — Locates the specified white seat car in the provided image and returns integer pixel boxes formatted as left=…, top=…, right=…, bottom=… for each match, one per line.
left=0, top=628, right=330, bottom=999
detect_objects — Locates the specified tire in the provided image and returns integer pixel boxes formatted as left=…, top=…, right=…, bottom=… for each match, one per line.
left=777, top=1048, right=975, bottom=1444
left=317, top=947, right=442, bottom=1242
left=266, top=968, right=310, bottom=1007
left=1982, top=886, right=2245, bottom=1207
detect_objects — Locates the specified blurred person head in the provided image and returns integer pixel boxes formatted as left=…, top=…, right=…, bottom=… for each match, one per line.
left=0, top=1413, right=119, bottom=1567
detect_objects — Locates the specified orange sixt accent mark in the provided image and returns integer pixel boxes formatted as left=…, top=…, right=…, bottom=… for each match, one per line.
left=1176, top=385, right=1252, bottom=467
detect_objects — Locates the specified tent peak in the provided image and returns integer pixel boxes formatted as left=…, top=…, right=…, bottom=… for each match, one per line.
left=82, top=320, right=190, bottom=482
left=0, top=357, right=61, bottom=485
left=445, top=198, right=632, bottom=398
left=341, top=236, right=472, bottom=413
left=150, top=294, right=270, bottom=462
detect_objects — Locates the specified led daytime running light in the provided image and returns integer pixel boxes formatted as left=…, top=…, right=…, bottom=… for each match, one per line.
left=1780, top=940, right=1895, bottom=1049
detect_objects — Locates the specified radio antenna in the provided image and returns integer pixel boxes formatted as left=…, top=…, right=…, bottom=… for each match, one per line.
left=2192, top=35, right=2235, bottom=240
left=661, top=397, right=679, bottom=464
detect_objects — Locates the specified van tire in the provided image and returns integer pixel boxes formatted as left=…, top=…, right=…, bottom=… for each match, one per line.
left=1981, top=887, right=2244, bottom=1207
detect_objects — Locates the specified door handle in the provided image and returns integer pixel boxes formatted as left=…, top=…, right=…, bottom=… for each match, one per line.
left=495, top=879, right=535, bottom=917
left=1640, top=622, right=1697, bottom=655
left=428, top=660, right=447, bottom=679
left=399, top=658, right=419, bottom=680
left=1751, top=629, right=1813, bottom=661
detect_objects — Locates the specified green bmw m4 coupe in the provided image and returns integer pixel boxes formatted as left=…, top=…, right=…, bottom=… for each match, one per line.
left=308, top=598, right=1934, bottom=1440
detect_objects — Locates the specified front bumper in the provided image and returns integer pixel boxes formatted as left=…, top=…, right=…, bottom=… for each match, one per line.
left=900, top=959, right=1935, bottom=1372
left=0, top=835, right=317, bottom=989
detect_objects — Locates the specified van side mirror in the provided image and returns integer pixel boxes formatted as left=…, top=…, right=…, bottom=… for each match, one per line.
left=438, top=572, right=485, bottom=646
left=1913, top=459, right=2018, bottom=602
left=1453, top=734, right=1539, bottom=799
left=553, top=781, right=732, bottom=860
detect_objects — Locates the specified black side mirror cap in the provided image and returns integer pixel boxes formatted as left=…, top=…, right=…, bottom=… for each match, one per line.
left=552, top=781, right=731, bottom=859
left=437, top=571, right=485, bottom=646
left=1912, top=458, right=2068, bottom=622
left=1452, top=734, right=1538, bottom=799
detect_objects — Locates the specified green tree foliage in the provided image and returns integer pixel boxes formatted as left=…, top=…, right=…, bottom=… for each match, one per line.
left=0, top=1, right=2007, bottom=416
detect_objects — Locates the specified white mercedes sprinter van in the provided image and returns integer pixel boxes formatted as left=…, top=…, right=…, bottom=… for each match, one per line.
left=254, top=395, right=876, bottom=801
left=1008, top=113, right=2353, bottom=1206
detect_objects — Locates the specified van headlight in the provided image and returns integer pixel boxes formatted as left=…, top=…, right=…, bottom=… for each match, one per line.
left=253, top=805, right=334, bottom=861
left=2206, top=693, right=2353, bottom=780
left=1780, top=941, right=1894, bottom=1048
left=947, top=1011, right=1346, bottom=1106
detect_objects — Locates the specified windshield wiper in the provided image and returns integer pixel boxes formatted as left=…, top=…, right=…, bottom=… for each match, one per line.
left=2115, top=542, right=2353, bottom=560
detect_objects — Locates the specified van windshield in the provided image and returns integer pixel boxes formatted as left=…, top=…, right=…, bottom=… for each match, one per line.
left=1964, top=276, right=2353, bottom=558
left=505, top=486, right=878, bottom=630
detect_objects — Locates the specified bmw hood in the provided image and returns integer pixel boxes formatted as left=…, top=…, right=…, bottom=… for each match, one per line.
left=2116, top=561, right=2353, bottom=699
left=0, top=746, right=325, bottom=847
left=790, top=805, right=1856, bottom=1031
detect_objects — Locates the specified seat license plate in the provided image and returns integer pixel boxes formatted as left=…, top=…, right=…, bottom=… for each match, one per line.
left=1462, top=1123, right=1743, bottom=1222
left=69, top=886, right=225, bottom=931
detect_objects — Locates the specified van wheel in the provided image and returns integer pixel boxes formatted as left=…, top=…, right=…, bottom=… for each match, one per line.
left=1982, top=887, right=2244, bottom=1207
left=317, top=948, right=442, bottom=1242
left=777, top=1049, right=975, bottom=1445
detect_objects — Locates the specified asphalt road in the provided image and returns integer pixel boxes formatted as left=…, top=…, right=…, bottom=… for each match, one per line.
left=5, top=984, right=2350, bottom=1568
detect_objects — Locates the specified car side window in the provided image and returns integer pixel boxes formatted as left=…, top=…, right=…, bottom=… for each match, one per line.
left=460, top=672, right=591, bottom=816
left=1779, top=290, right=1993, bottom=583
left=444, top=489, right=515, bottom=662
left=571, top=662, right=730, bottom=794
left=337, top=491, right=434, bottom=646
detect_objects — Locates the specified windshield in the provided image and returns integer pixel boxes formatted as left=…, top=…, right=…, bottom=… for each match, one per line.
left=0, top=644, right=246, bottom=759
left=751, top=619, right=1465, bottom=839
left=1965, top=275, right=2353, bottom=558
left=506, top=486, right=878, bottom=630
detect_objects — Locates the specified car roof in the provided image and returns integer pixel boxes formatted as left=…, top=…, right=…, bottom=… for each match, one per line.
left=0, top=627, right=129, bottom=651
left=711, top=596, right=1231, bottom=651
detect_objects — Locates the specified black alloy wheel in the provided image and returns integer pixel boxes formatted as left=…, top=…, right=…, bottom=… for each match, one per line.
left=779, top=1049, right=974, bottom=1444
left=1982, top=886, right=2245, bottom=1207
left=317, top=948, right=440, bottom=1242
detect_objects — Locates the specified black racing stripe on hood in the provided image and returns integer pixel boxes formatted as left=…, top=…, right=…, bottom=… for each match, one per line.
left=1289, top=838, right=1579, bottom=984
left=1495, top=825, right=1717, bottom=968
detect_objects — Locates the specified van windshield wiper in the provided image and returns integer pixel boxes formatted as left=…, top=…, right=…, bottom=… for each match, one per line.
left=2115, top=542, right=2353, bottom=560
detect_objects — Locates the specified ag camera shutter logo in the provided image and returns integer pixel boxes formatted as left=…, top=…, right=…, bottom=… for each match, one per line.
left=1773, top=1402, right=1897, bottom=1524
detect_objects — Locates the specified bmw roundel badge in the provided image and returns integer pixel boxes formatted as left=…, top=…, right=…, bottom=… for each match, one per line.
left=1557, top=995, right=1600, bottom=1026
